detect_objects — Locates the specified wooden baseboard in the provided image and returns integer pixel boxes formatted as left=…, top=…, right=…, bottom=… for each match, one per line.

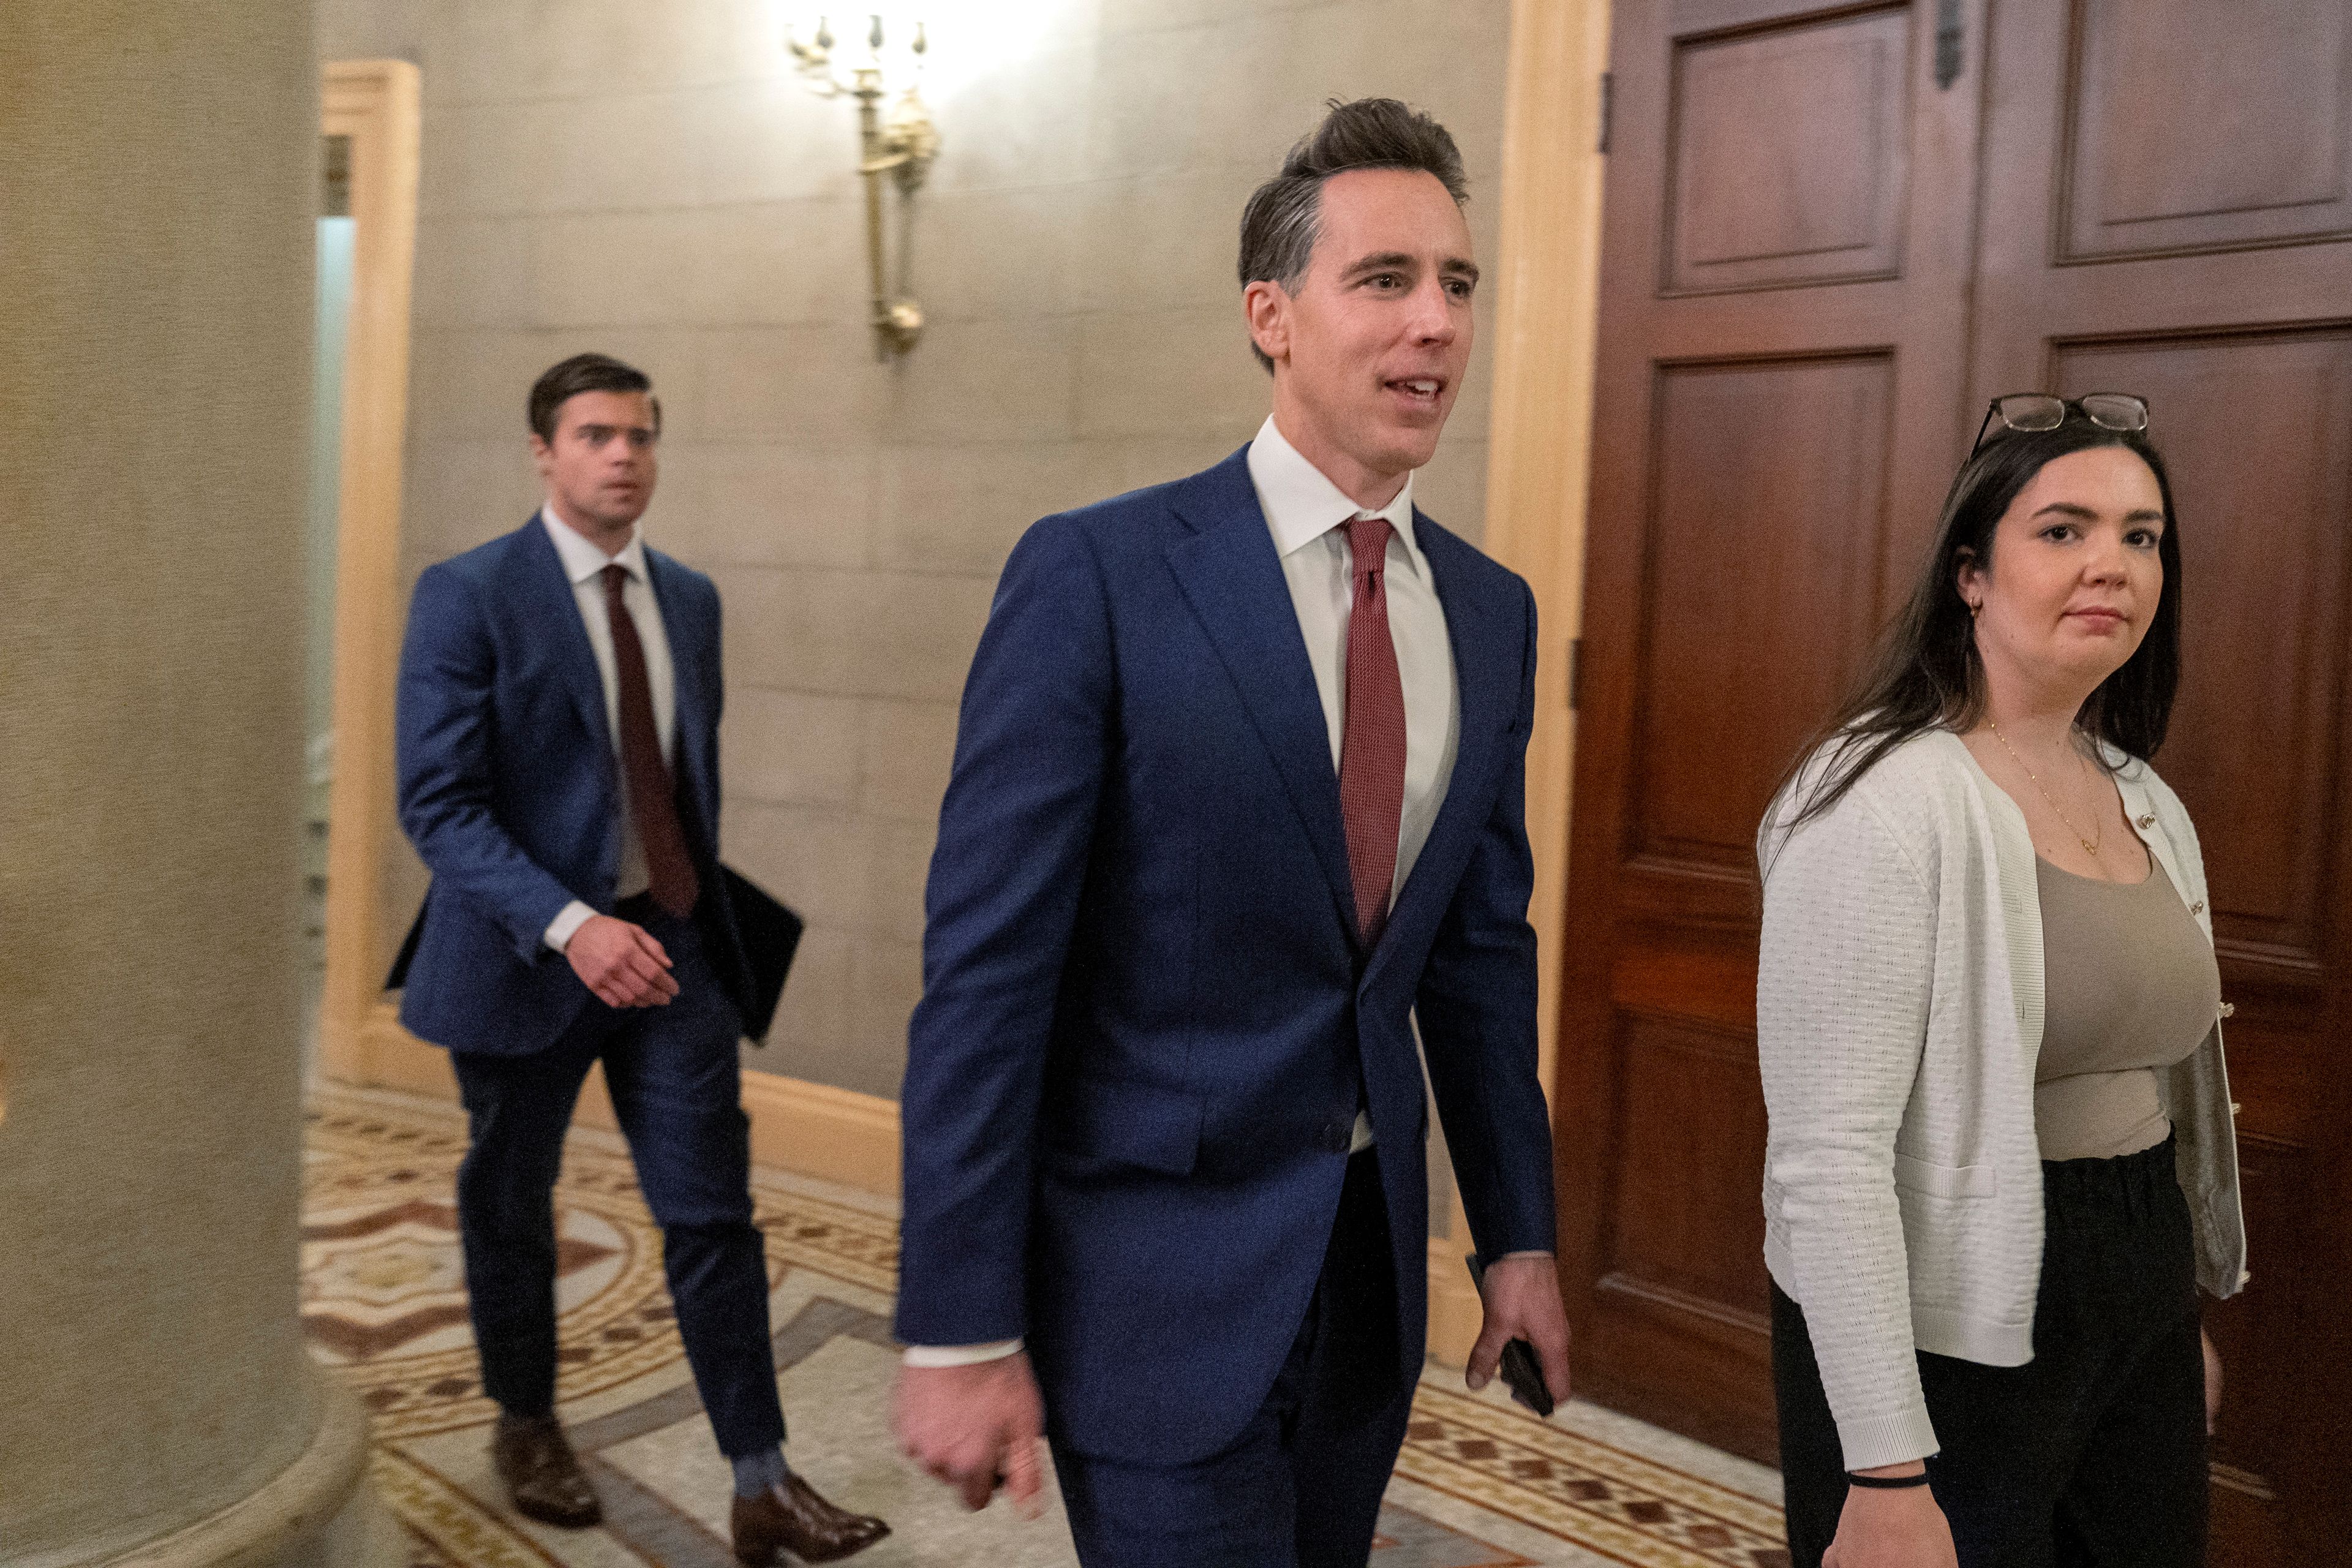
left=338, top=1005, right=901, bottom=1197
left=738, top=1069, right=901, bottom=1197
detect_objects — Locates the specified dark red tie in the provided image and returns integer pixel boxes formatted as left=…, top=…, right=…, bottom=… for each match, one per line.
left=1338, top=514, right=1407, bottom=946
left=602, top=565, right=699, bottom=917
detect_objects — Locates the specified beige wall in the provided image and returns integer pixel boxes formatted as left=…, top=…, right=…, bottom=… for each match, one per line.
left=321, top=0, right=1514, bottom=1099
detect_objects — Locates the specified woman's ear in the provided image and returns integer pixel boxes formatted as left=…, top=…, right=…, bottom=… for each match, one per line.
left=1953, top=546, right=1982, bottom=614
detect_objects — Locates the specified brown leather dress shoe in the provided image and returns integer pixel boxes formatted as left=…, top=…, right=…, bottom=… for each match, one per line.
left=731, top=1476, right=890, bottom=1565
left=491, top=1414, right=603, bottom=1529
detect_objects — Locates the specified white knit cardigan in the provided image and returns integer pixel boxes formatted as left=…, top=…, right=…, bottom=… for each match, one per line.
left=1756, top=728, right=2247, bottom=1471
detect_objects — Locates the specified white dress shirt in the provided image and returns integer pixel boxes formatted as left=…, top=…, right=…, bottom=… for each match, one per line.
left=538, top=505, right=679, bottom=953
left=904, top=420, right=1465, bottom=1367
left=1251, top=415, right=1462, bottom=907
left=1253, top=414, right=1461, bottom=1157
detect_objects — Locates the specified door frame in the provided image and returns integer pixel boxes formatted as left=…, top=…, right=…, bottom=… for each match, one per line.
left=1452, top=0, right=1612, bottom=1359
left=315, top=59, right=423, bottom=1090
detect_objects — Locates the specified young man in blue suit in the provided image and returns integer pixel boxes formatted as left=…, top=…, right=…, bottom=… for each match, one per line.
left=393, top=354, right=887, bottom=1563
left=894, top=100, right=1572, bottom=1564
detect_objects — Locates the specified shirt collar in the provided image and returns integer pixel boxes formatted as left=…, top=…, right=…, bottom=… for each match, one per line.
left=1245, top=416, right=1422, bottom=576
left=540, top=505, right=647, bottom=586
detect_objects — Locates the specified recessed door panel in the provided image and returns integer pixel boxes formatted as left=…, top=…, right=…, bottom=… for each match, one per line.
left=1633, top=355, right=1891, bottom=873
left=2054, top=333, right=2352, bottom=976
left=2062, top=0, right=2352, bottom=260
left=1665, top=6, right=1913, bottom=292
left=1599, top=1012, right=1773, bottom=1319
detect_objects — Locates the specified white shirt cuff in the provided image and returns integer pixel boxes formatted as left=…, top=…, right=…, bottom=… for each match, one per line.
left=544, top=900, right=595, bottom=954
left=902, top=1339, right=1025, bottom=1368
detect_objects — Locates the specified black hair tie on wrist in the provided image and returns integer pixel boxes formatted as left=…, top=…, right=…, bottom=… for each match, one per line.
left=1847, top=1470, right=1933, bottom=1490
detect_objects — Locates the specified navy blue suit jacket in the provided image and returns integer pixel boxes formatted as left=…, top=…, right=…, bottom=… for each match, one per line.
left=895, top=450, right=1558, bottom=1465
left=391, top=517, right=752, bottom=1055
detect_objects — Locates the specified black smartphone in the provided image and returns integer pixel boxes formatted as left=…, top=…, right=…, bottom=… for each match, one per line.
left=1463, top=1254, right=1556, bottom=1417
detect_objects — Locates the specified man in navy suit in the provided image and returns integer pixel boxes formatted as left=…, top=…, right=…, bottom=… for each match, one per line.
left=894, top=100, right=1572, bottom=1564
left=393, top=354, right=886, bottom=1562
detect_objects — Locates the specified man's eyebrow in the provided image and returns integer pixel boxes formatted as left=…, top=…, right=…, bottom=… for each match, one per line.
left=1340, top=252, right=1480, bottom=285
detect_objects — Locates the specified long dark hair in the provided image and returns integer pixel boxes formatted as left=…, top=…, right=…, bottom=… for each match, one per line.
left=1770, top=417, right=2184, bottom=841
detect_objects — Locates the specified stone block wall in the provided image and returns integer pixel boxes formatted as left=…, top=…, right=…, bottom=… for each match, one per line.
left=320, top=0, right=1513, bottom=1099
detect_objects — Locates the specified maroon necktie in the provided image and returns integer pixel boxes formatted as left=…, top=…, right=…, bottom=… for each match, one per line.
left=1338, top=514, right=1407, bottom=947
left=602, top=565, right=700, bottom=917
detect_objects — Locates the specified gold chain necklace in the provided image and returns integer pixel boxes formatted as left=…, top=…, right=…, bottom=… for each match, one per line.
left=1988, top=719, right=2103, bottom=859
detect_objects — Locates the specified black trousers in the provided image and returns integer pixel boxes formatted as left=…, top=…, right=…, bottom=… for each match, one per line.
left=1774, top=1136, right=2207, bottom=1567
left=449, top=905, right=785, bottom=1457
left=1049, top=1150, right=1414, bottom=1568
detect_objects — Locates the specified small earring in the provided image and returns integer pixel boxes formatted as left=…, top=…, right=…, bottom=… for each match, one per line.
left=1967, top=600, right=1982, bottom=619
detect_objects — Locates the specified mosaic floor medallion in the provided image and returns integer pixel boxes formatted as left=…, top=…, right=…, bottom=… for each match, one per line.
left=306, top=1085, right=1784, bottom=1567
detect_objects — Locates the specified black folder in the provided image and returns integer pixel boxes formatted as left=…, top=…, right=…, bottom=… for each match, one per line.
left=720, top=862, right=802, bottom=1046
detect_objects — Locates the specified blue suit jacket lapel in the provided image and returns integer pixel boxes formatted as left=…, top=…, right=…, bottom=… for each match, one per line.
left=508, top=515, right=614, bottom=758
left=1162, top=450, right=1358, bottom=938
left=1374, top=513, right=1515, bottom=965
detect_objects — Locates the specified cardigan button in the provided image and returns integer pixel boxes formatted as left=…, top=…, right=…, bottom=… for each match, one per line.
left=2238, top=1269, right=2252, bottom=1287
left=2230, top=1101, right=2242, bottom=1117
left=2220, top=1001, right=2236, bottom=1019
left=2136, top=813, right=2156, bottom=829
left=2189, top=900, right=2206, bottom=916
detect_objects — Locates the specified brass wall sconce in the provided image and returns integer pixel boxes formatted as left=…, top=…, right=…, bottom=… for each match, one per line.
left=787, top=13, right=941, bottom=357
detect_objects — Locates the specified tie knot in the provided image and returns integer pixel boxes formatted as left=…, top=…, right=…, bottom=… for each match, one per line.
left=1344, top=513, right=1392, bottom=579
left=601, top=562, right=629, bottom=603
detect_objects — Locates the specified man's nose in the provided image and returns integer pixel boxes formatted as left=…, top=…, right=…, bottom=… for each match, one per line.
left=1409, top=278, right=1458, bottom=342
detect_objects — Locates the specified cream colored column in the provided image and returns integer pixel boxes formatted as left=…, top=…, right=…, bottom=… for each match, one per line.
left=0, top=4, right=390, bottom=1564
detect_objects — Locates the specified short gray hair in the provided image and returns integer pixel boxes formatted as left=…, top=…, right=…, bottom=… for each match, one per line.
left=1238, top=99, right=1469, bottom=372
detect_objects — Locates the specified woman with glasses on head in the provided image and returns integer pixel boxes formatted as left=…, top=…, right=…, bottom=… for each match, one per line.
left=1756, top=394, right=2247, bottom=1567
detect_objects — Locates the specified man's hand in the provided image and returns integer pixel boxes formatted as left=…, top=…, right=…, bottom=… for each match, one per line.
left=895, top=1353, right=1047, bottom=1515
left=565, top=914, right=678, bottom=1008
left=1465, top=1253, right=1572, bottom=1409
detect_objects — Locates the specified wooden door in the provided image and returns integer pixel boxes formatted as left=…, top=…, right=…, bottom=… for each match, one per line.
left=1558, top=0, right=1988, bottom=1461
left=1968, top=4, right=2352, bottom=1556
left=1562, top=0, right=2352, bottom=1554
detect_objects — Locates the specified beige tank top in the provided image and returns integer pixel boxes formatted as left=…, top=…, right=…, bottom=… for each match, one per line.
left=2033, top=856, right=2221, bottom=1162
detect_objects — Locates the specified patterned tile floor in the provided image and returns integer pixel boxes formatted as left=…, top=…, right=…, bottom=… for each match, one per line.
left=304, top=1084, right=1786, bottom=1567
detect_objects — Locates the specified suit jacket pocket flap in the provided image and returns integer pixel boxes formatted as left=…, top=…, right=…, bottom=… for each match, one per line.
left=1047, top=1076, right=1204, bottom=1177
left=1893, top=1151, right=1995, bottom=1199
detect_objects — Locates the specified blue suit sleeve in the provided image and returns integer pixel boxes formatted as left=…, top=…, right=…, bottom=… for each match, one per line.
left=895, top=516, right=1113, bottom=1347
left=1417, top=578, right=1559, bottom=1260
left=395, top=564, right=581, bottom=962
